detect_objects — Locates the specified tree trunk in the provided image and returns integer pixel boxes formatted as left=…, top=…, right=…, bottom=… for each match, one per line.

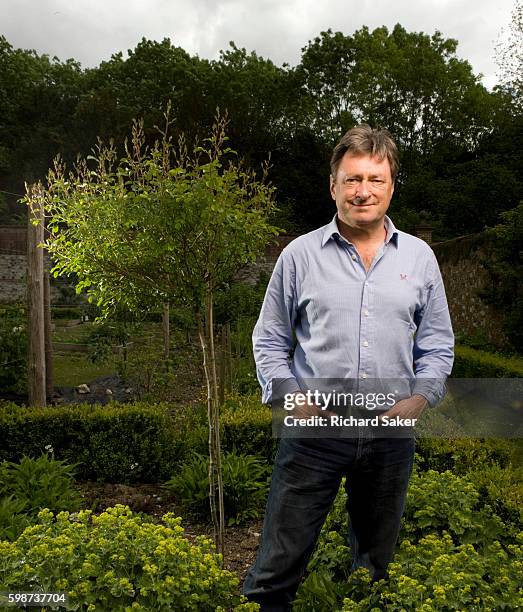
left=27, top=188, right=46, bottom=407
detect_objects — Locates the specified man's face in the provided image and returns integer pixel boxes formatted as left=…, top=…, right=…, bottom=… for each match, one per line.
left=330, top=152, right=394, bottom=230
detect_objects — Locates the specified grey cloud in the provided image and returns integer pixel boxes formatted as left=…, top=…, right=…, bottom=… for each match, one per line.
left=0, top=0, right=515, bottom=87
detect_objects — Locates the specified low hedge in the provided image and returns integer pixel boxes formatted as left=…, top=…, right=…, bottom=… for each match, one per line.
left=220, top=395, right=275, bottom=462
left=1, top=393, right=517, bottom=485
left=415, top=437, right=518, bottom=474
left=0, top=397, right=274, bottom=483
left=452, top=345, right=523, bottom=377
left=0, top=402, right=182, bottom=484
left=51, top=306, right=83, bottom=320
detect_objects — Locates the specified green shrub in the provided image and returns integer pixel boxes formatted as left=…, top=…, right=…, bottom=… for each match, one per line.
left=479, top=202, right=523, bottom=353
left=452, top=345, right=523, bottom=377
left=465, top=463, right=523, bottom=528
left=221, top=394, right=275, bottom=462
left=341, top=533, right=523, bottom=611
left=296, top=464, right=522, bottom=611
left=403, top=469, right=506, bottom=544
left=0, top=304, right=27, bottom=394
left=165, top=451, right=269, bottom=525
left=0, top=505, right=258, bottom=611
left=0, top=402, right=181, bottom=484
left=0, top=397, right=274, bottom=484
left=415, top=437, right=516, bottom=474
left=214, top=276, right=268, bottom=325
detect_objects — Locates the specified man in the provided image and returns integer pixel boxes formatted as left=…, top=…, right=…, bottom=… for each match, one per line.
left=242, top=125, right=454, bottom=611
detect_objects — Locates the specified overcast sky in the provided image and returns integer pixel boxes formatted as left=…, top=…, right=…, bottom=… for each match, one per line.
left=0, top=0, right=516, bottom=89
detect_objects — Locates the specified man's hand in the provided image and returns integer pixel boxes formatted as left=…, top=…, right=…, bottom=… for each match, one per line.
left=379, top=394, right=428, bottom=422
left=286, top=392, right=335, bottom=419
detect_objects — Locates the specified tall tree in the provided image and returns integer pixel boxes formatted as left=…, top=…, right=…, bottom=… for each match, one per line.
left=495, top=0, right=523, bottom=108
left=30, top=111, right=278, bottom=553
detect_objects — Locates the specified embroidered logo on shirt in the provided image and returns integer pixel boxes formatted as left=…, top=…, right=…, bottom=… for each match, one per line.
left=400, top=274, right=408, bottom=280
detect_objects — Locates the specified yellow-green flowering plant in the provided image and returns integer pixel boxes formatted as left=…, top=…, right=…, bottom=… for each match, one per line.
left=1, top=505, right=257, bottom=611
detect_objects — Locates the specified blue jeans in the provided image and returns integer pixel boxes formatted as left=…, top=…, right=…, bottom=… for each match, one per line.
left=242, top=436, right=415, bottom=611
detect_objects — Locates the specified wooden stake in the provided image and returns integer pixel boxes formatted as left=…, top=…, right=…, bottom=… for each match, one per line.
left=27, top=185, right=46, bottom=407
left=43, top=268, right=54, bottom=400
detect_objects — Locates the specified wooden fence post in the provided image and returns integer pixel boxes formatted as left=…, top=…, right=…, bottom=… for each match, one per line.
left=27, top=185, right=46, bottom=407
left=43, top=267, right=54, bottom=400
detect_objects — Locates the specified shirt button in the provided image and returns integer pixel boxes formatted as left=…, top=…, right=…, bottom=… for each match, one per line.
left=363, top=340, right=369, bottom=347
left=363, top=309, right=369, bottom=317
left=360, top=373, right=367, bottom=379
left=351, top=254, right=357, bottom=261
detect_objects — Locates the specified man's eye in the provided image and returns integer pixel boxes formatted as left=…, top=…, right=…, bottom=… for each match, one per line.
left=343, top=178, right=358, bottom=185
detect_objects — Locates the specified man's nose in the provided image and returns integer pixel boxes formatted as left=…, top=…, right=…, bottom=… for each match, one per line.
left=356, top=180, right=370, bottom=199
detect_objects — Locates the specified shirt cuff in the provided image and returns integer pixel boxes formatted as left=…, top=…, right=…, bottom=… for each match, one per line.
left=412, top=379, right=446, bottom=407
left=264, top=377, right=302, bottom=405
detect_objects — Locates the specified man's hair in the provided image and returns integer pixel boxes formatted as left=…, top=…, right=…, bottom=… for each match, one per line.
left=330, top=124, right=399, bottom=182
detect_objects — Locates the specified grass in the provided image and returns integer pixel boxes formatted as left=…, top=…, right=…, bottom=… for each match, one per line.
left=52, top=321, right=93, bottom=343
left=53, top=353, right=119, bottom=387
left=51, top=320, right=162, bottom=387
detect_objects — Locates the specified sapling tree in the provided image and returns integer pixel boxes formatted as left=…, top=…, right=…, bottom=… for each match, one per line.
left=26, top=110, right=279, bottom=553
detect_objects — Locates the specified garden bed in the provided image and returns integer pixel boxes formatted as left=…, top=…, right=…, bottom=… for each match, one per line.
left=77, top=480, right=262, bottom=583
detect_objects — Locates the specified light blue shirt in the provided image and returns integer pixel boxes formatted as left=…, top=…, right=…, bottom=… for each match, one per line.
left=253, top=215, right=454, bottom=406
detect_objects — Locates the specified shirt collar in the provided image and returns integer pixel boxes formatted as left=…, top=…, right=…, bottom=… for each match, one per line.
left=321, top=214, right=399, bottom=248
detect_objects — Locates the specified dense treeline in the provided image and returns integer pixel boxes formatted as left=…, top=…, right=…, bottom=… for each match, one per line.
left=0, top=24, right=521, bottom=238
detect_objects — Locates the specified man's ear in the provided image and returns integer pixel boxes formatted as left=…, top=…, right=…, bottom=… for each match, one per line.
left=329, top=175, right=336, bottom=200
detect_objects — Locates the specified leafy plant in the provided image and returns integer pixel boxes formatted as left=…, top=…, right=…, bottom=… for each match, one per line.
left=341, top=533, right=523, bottom=611
left=0, top=494, right=30, bottom=541
left=0, top=505, right=258, bottom=611
left=293, top=570, right=347, bottom=612
left=0, top=453, right=81, bottom=517
left=296, top=457, right=523, bottom=611
left=402, top=469, right=506, bottom=544
left=165, top=451, right=269, bottom=525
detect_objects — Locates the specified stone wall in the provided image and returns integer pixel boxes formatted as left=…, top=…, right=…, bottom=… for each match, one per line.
left=0, top=254, right=28, bottom=302
left=432, top=233, right=506, bottom=347
left=235, top=235, right=298, bottom=284
left=0, top=252, right=62, bottom=304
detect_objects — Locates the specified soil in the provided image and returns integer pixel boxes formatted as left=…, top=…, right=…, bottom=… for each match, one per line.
left=54, top=374, right=137, bottom=406
left=76, top=481, right=262, bottom=583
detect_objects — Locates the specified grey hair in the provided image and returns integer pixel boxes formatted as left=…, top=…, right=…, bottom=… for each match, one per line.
left=330, top=124, right=399, bottom=182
